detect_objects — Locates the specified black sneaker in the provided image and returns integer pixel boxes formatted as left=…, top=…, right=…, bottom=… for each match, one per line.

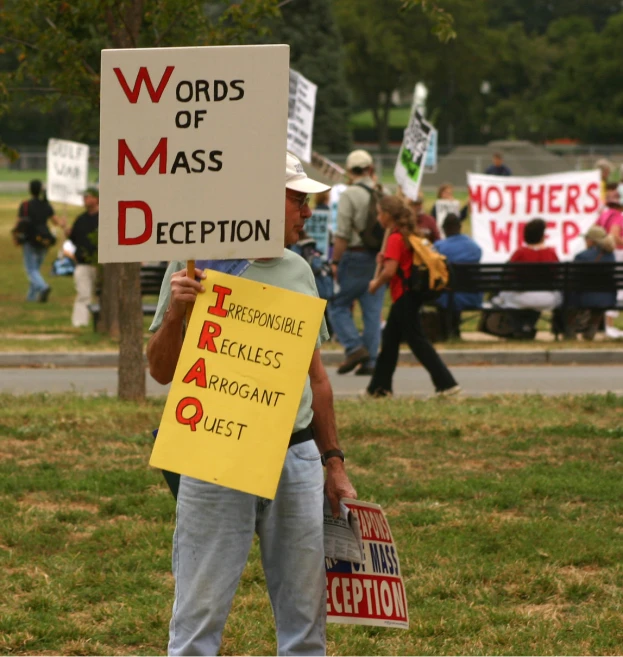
left=354, top=364, right=375, bottom=376
left=38, top=287, right=51, bottom=303
left=336, top=346, right=370, bottom=374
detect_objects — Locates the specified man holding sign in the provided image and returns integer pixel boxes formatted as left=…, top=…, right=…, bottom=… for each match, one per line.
left=147, top=153, right=356, bottom=656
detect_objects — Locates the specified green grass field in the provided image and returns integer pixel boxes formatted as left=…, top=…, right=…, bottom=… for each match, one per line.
left=350, top=107, right=412, bottom=130
left=1, top=393, right=622, bottom=655
left=0, top=169, right=99, bottom=183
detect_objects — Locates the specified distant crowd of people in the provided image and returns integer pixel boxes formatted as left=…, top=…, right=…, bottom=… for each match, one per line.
left=291, top=148, right=623, bottom=394
left=11, top=181, right=99, bottom=327
left=10, top=148, right=623, bottom=355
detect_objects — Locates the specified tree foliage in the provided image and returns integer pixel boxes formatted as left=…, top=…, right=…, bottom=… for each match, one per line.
left=0, top=0, right=279, bottom=400
left=264, top=0, right=352, bottom=153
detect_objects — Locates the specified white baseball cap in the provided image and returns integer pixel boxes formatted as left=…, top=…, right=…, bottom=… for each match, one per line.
left=345, top=149, right=373, bottom=170
left=286, top=152, right=331, bottom=193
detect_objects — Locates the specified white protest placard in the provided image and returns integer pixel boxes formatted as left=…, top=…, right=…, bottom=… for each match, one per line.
left=469, top=171, right=601, bottom=263
left=46, top=139, right=90, bottom=206
left=326, top=499, right=409, bottom=629
left=394, top=108, right=433, bottom=201
left=435, top=199, right=460, bottom=226
left=98, top=45, right=289, bottom=263
left=287, top=69, right=317, bottom=163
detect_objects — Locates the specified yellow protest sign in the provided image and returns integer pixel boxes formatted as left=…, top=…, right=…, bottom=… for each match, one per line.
left=150, top=270, right=326, bottom=499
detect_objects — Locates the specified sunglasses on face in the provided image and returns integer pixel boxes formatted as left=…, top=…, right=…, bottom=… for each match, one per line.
left=286, top=193, right=311, bottom=209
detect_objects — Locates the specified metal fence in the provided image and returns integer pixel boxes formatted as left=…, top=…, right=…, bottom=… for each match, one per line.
left=5, top=144, right=623, bottom=188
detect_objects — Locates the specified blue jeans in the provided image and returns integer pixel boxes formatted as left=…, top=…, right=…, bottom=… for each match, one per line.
left=23, top=242, right=49, bottom=301
left=168, top=440, right=326, bottom=656
left=329, top=250, right=386, bottom=367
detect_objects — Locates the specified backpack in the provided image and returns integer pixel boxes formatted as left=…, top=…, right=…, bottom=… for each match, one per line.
left=355, top=183, right=385, bottom=251
left=13, top=199, right=57, bottom=248
left=399, top=234, right=452, bottom=301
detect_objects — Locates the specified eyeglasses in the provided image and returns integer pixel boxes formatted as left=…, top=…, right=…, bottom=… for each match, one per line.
left=286, top=192, right=311, bottom=209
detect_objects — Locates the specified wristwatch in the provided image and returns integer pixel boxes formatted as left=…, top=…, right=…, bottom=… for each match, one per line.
left=321, top=449, right=345, bottom=466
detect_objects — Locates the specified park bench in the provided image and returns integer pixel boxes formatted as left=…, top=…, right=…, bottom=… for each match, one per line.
left=439, top=261, right=623, bottom=340
left=88, top=262, right=167, bottom=331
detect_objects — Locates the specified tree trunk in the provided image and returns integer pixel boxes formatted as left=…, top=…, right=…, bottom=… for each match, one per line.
left=376, top=92, right=392, bottom=153
left=104, top=1, right=147, bottom=401
left=97, top=264, right=120, bottom=337
left=117, top=262, right=146, bottom=400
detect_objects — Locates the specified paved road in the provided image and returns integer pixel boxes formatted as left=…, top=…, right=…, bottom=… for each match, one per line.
left=1, top=365, right=621, bottom=398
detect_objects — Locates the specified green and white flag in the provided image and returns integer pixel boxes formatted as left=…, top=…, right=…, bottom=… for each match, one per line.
left=394, top=108, right=433, bottom=201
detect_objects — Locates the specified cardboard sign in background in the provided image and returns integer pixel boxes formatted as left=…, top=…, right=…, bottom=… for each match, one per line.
left=326, top=500, right=409, bottom=629
left=469, top=170, right=601, bottom=263
left=150, top=270, right=326, bottom=499
left=394, top=108, right=433, bottom=201
left=305, top=209, right=330, bottom=257
left=287, top=69, right=317, bottom=163
left=434, top=199, right=460, bottom=227
left=99, top=45, right=289, bottom=263
left=46, top=139, right=90, bottom=206
left=424, top=128, right=437, bottom=174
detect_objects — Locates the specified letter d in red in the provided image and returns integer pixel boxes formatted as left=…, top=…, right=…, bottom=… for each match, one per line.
left=118, top=201, right=153, bottom=245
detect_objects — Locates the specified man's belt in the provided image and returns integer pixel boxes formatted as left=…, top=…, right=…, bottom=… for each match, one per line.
left=347, top=246, right=368, bottom=252
left=289, top=424, right=314, bottom=448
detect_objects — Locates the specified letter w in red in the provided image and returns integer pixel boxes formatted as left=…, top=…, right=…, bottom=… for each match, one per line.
left=118, top=138, right=167, bottom=175
left=113, top=66, right=174, bottom=104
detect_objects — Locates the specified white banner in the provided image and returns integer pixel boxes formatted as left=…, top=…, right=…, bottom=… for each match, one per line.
left=98, top=45, right=289, bottom=263
left=287, top=69, right=317, bottom=163
left=394, top=108, right=433, bottom=201
left=469, top=171, right=601, bottom=263
left=46, top=139, right=89, bottom=206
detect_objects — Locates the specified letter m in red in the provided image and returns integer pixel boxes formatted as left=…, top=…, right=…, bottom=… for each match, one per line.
left=118, top=138, right=167, bottom=175
left=113, top=66, right=174, bottom=103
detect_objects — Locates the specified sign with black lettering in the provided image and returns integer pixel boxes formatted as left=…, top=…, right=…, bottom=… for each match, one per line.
left=98, top=45, right=289, bottom=263
left=326, top=500, right=409, bottom=629
left=46, top=139, right=89, bottom=206
left=287, top=69, right=316, bottom=164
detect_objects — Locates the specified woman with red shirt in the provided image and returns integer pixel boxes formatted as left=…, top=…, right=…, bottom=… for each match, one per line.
left=492, top=218, right=562, bottom=311
left=366, top=196, right=459, bottom=398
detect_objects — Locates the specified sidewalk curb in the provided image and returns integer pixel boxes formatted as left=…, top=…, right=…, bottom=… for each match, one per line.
left=0, top=349, right=621, bottom=368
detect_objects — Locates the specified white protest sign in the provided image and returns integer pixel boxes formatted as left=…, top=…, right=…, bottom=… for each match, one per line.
left=98, top=45, right=289, bottom=263
left=435, top=199, right=460, bottom=226
left=287, top=69, right=317, bottom=163
left=46, top=139, right=90, bottom=206
left=326, top=499, right=409, bottom=629
left=394, top=108, right=433, bottom=201
left=469, top=170, right=601, bottom=263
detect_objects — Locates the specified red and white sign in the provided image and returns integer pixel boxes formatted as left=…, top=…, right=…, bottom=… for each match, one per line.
left=98, top=45, right=289, bottom=263
left=469, top=171, right=601, bottom=263
left=326, top=500, right=409, bottom=629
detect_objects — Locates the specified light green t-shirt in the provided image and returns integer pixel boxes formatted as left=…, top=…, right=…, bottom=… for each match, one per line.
left=150, top=249, right=329, bottom=431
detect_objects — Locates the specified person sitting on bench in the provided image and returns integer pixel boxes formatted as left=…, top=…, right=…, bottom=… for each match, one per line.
left=490, top=218, right=561, bottom=338
left=434, top=213, right=482, bottom=338
left=564, top=225, right=616, bottom=340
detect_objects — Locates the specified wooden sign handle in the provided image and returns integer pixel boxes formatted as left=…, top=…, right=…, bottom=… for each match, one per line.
left=186, top=259, right=195, bottom=325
